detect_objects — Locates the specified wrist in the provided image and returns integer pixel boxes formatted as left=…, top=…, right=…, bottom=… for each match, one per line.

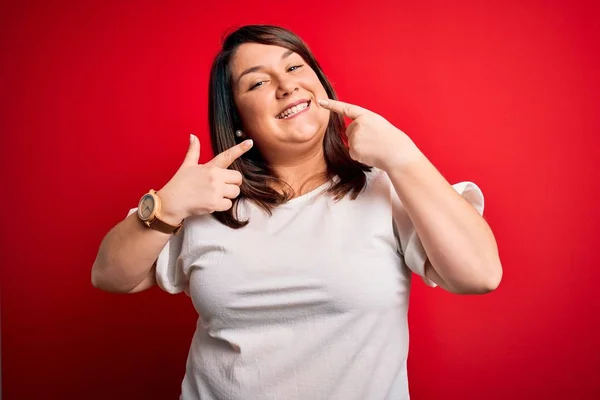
left=380, top=143, right=425, bottom=173
left=155, top=189, right=187, bottom=225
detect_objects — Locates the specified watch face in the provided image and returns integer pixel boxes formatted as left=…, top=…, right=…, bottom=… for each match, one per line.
left=139, top=194, right=155, bottom=220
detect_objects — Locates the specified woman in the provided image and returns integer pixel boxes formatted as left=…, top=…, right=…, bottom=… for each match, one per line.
left=92, top=25, right=502, bottom=400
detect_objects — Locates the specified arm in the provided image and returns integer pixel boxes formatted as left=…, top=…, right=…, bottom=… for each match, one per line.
left=317, top=98, right=502, bottom=295
left=387, top=151, right=502, bottom=294
left=91, top=209, right=177, bottom=294
left=91, top=134, right=253, bottom=294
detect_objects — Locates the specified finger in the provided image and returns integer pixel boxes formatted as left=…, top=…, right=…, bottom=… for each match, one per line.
left=222, top=184, right=241, bottom=199
left=318, top=99, right=368, bottom=120
left=345, top=121, right=358, bottom=138
left=209, top=139, right=253, bottom=169
left=347, top=133, right=357, bottom=157
left=182, top=134, right=201, bottom=166
left=348, top=147, right=359, bottom=162
left=222, top=169, right=243, bottom=185
left=214, top=198, right=233, bottom=212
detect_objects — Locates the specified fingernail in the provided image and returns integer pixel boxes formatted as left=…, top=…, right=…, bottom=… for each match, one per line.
left=245, top=139, right=253, bottom=148
left=190, top=134, right=195, bottom=143
left=318, top=99, right=329, bottom=106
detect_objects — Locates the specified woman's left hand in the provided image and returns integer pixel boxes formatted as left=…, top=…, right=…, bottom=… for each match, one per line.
left=318, top=99, right=423, bottom=171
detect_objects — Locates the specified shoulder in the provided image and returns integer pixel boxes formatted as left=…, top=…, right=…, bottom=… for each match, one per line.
left=366, top=167, right=388, bottom=181
left=342, top=167, right=394, bottom=209
left=362, top=167, right=393, bottom=195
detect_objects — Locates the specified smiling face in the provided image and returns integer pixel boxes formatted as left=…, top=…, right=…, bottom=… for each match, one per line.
left=230, top=43, right=330, bottom=162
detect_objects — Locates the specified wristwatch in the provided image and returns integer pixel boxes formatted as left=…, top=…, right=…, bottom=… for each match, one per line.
left=137, top=189, right=183, bottom=235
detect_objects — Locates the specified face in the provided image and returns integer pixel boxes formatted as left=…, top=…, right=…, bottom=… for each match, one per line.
left=230, top=43, right=330, bottom=159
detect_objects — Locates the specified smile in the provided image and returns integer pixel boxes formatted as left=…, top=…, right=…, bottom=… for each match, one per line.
left=276, top=100, right=311, bottom=120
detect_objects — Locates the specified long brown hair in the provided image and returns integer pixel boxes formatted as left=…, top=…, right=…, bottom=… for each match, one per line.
left=209, top=25, right=370, bottom=228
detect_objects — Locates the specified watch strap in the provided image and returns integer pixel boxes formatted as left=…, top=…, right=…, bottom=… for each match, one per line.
left=147, top=216, right=183, bottom=235
left=139, top=189, right=183, bottom=235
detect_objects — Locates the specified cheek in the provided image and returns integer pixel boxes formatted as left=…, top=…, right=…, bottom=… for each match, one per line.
left=315, top=83, right=329, bottom=98
left=237, top=97, right=271, bottom=128
left=303, top=76, right=330, bottom=119
left=304, top=73, right=328, bottom=97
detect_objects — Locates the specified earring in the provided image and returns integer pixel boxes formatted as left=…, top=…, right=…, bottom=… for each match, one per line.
left=235, top=129, right=243, bottom=138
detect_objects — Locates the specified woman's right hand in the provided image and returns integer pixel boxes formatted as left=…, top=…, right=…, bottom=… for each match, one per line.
left=156, top=134, right=253, bottom=224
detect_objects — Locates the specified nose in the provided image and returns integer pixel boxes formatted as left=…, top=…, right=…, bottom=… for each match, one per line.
left=276, top=77, right=299, bottom=99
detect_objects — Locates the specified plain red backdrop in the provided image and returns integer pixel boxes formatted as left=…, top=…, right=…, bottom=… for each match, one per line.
left=1, top=0, right=599, bottom=399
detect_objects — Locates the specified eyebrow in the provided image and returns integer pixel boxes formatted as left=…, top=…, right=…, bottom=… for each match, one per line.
left=236, top=49, right=295, bottom=85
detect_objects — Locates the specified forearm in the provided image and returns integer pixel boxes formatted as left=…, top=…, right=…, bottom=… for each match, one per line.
left=91, top=213, right=171, bottom=293
left=386, top=151, right=502, bottom=294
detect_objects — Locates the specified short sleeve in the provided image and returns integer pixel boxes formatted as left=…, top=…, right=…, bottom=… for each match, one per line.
left=127, top=208, right=189, bottom=295
left=391, top=181, right=485, bottom=288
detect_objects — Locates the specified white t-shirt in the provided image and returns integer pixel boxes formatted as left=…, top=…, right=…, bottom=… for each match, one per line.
left=133, top=168, right=484, bottom=400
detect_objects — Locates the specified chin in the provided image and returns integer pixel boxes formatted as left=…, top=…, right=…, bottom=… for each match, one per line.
left=272, top=109, right=329, bottom=144
left=289, top=114, right=329, bottom=141
left=288, top=124, right=325, bottom=144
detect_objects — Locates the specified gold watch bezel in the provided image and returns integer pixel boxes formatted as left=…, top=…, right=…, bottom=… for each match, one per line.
left=137, top=189, right=161, bottom=223
left=137, top=190, right=183, bottom=235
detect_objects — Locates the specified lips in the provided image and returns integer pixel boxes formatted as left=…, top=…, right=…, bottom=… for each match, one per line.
left=276, top=99, right=311, bottom=119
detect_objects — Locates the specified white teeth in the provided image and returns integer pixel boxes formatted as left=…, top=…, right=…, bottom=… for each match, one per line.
left=277, top=102, right=309, bottom=119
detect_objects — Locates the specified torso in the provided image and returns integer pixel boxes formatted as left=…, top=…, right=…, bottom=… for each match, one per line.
left=175, top=169, right=414, bottom=400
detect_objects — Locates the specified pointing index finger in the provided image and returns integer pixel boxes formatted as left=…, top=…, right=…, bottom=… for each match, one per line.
left=318, top=99, right=367, bottom=120
left=209, top=139, right=253, bottom=168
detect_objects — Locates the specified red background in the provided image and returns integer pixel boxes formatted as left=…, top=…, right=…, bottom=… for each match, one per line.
left=1, top=0, right=599, bottom=399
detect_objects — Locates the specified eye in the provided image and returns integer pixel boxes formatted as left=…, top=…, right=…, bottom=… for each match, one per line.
left=249, top=80, right=268, bottom=91
left=288, top=64, right=304, bottom=72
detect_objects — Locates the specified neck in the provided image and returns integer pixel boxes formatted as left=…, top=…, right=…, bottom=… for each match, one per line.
left=268, top=145, right=329, bottom=197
